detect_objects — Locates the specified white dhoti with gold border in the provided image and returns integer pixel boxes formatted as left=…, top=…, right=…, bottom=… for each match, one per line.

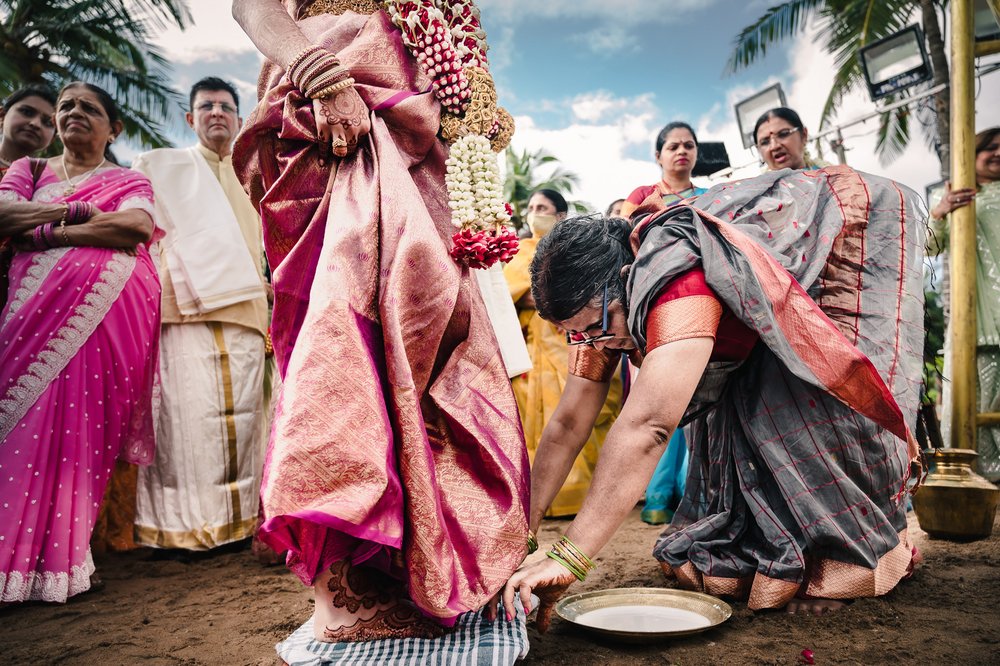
left=136, top=321, right=267, bottom=549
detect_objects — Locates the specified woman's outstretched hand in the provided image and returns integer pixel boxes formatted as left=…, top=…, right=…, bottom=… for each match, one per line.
left=313, top=86, right=371, bottom=164
left=500, top=556, right=577, bottom=633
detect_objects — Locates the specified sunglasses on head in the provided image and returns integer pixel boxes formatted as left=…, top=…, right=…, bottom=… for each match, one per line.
left=566, top=284, right=615, bottom=347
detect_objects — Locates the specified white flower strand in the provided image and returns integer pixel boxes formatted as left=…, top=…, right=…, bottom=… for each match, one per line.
left=445, top=134, right=509, bottom=230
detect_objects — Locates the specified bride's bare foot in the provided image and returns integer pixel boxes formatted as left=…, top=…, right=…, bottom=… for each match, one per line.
left=312, top=560, right=445, bottom=643
left=785, top=598, right=848, bottom=615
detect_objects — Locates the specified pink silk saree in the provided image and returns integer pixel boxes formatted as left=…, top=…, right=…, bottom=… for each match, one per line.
left=0, top=159, right=161, bottom=602
left=234, top=10, right=529, bottom=624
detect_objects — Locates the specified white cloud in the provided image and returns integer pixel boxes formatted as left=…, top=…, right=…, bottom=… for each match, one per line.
left=570, top=90, right=656, bottom=124
left=477, top=0, right=709, bottom=24
left=508, top=92, right=663, bottom=210
left=152, top=3, right=257, bottom=65
left=573, top=24, right=636, bottom=55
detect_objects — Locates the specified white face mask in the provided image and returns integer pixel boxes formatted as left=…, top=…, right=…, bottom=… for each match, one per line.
left=527, top=212, right=559, bottom=238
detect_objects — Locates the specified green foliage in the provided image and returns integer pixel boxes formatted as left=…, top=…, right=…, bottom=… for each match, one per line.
left=728, top=0, right=928, bottom=164
left=503, top=146, right=589, bottom=229
left=922, top=286, right=946, bottom=405
left=0, top=0, right=192, bottom=149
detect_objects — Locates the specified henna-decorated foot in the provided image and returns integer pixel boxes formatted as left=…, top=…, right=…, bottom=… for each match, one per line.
left=312, top=560, right=446, bottom=643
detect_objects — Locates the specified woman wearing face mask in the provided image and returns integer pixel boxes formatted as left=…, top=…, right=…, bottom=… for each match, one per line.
left=620, top=122, right=706, bottom=220
left=619, top=122, right=706, bottom=524
left=504, top=189, right=623, bottom=517
left=754, top=107, right=825, bottom=172
left=0, top=86, right=57, bottom=178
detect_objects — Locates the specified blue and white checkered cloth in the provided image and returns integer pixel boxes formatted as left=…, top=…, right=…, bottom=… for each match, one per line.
left=276, top=604, right=530, bottom=665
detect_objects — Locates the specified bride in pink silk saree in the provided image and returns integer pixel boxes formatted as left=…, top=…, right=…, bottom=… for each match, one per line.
left=0, top=83, right=161, bottom=603
left=232, top=0, right=529, bottom=648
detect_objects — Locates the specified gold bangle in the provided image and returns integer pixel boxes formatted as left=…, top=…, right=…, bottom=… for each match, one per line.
left=304, top=67, right=351, bottom=97
left=59, top=206, right=71, bottom=246
left=561, top=536, right=596, bottom=569
left=526, top=530, right=538, bottom=555
left=312, top=78, right=355, bottom=99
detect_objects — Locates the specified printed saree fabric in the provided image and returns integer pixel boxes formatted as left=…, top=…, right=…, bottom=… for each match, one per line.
left=628, top=166, right=924, bottom=609
left=0, top=159, right=161, bottom=602
left=929, top=181, right=1000, bottom=480
left=233, top=9, right=529, bottom=624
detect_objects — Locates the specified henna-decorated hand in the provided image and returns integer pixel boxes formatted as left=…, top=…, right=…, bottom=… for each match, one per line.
left=500, top=556, right=577, bottom=633
left=313, top=85, right=371, bottom=164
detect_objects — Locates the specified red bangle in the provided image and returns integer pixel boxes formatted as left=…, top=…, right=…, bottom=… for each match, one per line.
left=31, top=224, right=49, bottom=250
left=66, top=201, right=94, bottom=225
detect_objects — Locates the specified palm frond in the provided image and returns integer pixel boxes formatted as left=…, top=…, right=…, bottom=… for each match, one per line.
left=726, top=0, right=826, bottom=73
left=816, top=0, right=913, bottom=129
left=0, top=0, right=189, bottom=148
left=874, top=105, right=911, bottom=166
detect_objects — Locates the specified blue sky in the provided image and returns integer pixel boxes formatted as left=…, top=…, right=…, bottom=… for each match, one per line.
left=141, top=1, right=1000, bottom=209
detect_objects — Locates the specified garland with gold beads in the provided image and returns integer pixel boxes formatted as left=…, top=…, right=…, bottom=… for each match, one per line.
left=382, top=0, right=517, bottom=269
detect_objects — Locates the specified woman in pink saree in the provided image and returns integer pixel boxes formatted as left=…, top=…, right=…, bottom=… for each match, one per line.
left=232, top=0, right=529, bottom=656
left=0, top=82, right=161, bottom=603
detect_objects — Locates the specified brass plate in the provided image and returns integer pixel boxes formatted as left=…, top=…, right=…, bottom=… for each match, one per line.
left=554, top=588, right=732, bottom=643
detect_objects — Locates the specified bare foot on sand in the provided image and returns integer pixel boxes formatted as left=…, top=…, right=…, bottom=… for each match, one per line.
left=785, top=599, right=847, bottom=615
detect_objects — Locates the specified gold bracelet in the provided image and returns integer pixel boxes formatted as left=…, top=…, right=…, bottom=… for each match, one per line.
left=304, top=66, right=352, bottom=97
left=59, top=205, right=71, bottom=246
left=312, top=78, right=356, bottom=99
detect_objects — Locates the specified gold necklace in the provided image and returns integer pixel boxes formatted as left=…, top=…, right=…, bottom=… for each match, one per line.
left=60, top=156, right=106, bottom=195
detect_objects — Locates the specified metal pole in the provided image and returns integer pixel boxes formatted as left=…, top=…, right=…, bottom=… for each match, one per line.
left=948, top=0, right=977, bottom=450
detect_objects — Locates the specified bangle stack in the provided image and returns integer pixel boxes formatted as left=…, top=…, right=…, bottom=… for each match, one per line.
left=545, top=536, right=596, bottom=582
left=526, top=530, right=538, bottom=555
left=312, top=77, right=356, bottom=99
left=27, top=202, right=96, bottom=251
left=288, top=45, right=354, bottom=99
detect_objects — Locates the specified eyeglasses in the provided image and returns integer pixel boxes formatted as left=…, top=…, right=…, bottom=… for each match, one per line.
left=195, top=101, right=238, bottom=115
left=756, top=127, right=801, bottom=149
left=566, top=284, right=615, bottom=347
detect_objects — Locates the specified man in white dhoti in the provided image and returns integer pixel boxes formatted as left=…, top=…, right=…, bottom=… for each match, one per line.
left=132, top=77, right=270, bottom=550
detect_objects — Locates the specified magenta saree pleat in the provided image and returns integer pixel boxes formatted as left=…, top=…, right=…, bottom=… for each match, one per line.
left=234, top=11, right=528, bottom=624
left=0, top=160, right=161, bottom=602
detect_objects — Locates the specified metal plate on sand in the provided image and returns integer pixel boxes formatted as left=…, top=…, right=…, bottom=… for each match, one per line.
left=554, top=588, right=732, bottom=643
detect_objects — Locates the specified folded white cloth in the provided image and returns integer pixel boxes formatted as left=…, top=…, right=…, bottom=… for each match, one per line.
left=132, top=147, right=264, bottom=315
left=475, top=265, right=532, bottom=378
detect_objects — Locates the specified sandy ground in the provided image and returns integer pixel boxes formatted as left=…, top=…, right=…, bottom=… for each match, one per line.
left=2, top=509, right=998, bottom=665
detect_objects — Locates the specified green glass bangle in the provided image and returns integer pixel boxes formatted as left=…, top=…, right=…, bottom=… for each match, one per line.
left=560, top=536, right=596, bottom=569
left=546, top=549, right=587, bottom=581
left=526, top=531, right=538, bottom=555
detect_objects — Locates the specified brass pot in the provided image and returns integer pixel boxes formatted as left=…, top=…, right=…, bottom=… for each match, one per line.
left=912, top=448, right=999, bottom=540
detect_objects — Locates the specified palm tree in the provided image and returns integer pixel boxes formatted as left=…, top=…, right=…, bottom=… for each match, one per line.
left=503, top=146, right=590, bottom=229
left=0, top=0, right=192, bottom=149
left=728, top=0, right=950, bottom=175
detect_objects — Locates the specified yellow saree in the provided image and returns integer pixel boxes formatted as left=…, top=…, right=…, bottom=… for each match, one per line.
left=504, top=236, right=623, bottom=516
